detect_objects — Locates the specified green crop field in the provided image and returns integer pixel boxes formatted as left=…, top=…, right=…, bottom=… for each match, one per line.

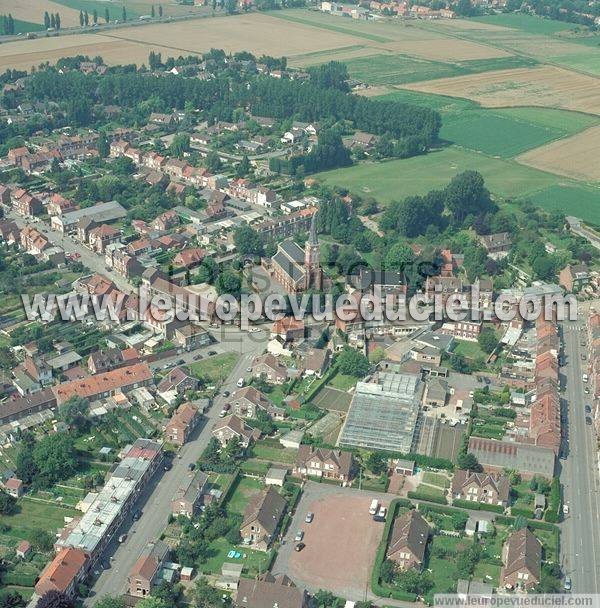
left=374, top=88, right=478, bottom=114
left=52, top=0, right=144, bottom=20
left=440, top=107, right=598, bottom=157
left=344, top=53, right=535, bottom=86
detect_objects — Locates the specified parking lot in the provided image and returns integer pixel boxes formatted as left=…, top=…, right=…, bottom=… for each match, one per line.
left=273, top=482, right=389, bottom=601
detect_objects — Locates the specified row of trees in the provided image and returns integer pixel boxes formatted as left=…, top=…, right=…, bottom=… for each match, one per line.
left=43, top=12, right=61, bottom=30
left=1, top=14, right=15, bottom=35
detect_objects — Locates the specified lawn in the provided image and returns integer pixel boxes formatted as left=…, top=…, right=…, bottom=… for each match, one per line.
left=422, top=472, right=450, bottom=489
left=414, top=484, right=447, bottom=502
left=2, top=499, right=77, bottom=543
left=316, top=146, right=560, bottom=205
left=201, top=537, right=273, bottom=576
left=189, top=352, right=239, bottom=385
left=453, top=339, right=487, bottom=361
left=374, top=88, right=478, bottom=114
left=250, top=441, right=297, bottom=465
left=327, top=372, right=357, bottom=392
left=226, top=476, right=264, bottom=516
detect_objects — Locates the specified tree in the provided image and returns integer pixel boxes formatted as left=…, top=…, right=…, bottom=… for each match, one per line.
left=385, top=242, right=414, bottom=272
left=59, top=395, right=90, bottom=432
left=104, top=7, right=110, bottom=22
left=134, top=599, right=168, bottom=608
left=0, top=590, right=25, bottom=608
left=369, top=346, right=385, bottom=364
left=477, top=328, right=499, bottom=355
left=36, top=591, right=74, bottom=608
left=158, top=5, right=163, bottom=17
left=93, top=9, right=98, bottom=23
left=380, top=559, right=396, bottom=584
left=445, top=171, right=494, bottom=225
left=122, top=6, right=127, bottom=21
left=79, top=10, right=84, bottom=26
left=194, top=577, right=228, bottom=607
left=395, top=568, right=434, bottom=595
left=169, top=133, right=190, bottom=156
left=216, top=268, right=241, bottom=298
left=84, top=10, right=89, bottom=26
left=456, top=451, right=482, bottom=472
left=236, top=154, right=251, bottom=177
left=93, top=598, right=124, bottom=608
left=0, top=346, right=15, bottom=371
left=366, top=451, right=387, bottom=475
left=0, top=489, right=17, bottom=515
left=44, top=11, right=50, bottom=28
left=151, top=5, right=156, bottom=17
left=55, top=13, right=61, bottom=29
left=451, top=510, right=469, bottom=531
left=50, top=13, right=56, bottom=28
left=205, top=150, right=222, bottom=172
left=234, top=224, right=263, bottom=256
left=337, top=347, right=369, bottom=377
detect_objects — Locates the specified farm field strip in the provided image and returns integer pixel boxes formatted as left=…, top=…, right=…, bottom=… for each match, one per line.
left=401, top=65, right=600, bottom=116
left=0, top=0, right=81, bottom=27
left=516, top=124, right=600, bottom=181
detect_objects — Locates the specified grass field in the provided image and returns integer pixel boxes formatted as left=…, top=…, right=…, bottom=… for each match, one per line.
left=522, top=184, right=600, bottom=223
left=3, top=499, right=77, bottom=542
left=226, top=476, right=264, bottom=516
left=317, top=146, right=558, bottom=201
left=189, top=352, right=239, bottom=385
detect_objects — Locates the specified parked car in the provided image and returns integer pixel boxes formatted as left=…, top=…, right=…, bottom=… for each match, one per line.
left=187, top=462, right=196, bottom=471
left=564, top=577, right=572, bottom=591
left=193, top=354, right=203, bottom=360
left=118, top=534, right=127, bottom=543
left=164, top=461, right=172, bottom=471
left=133, top=510, right=142, bottom=521
left=295, top=543, right=305, bottom=552
left=586, top=416, right=593, bottom=425
left=208, top=350, right=217, bottom=356
left=305, top=512, right=314, bottom=524
left=177, top=359, right=185, bottom=365
left=222, top=390, right=230, bottom=397
left=585, top=405, right=592, bottom=414
left=294, top=530, right=304, bottom=542
left=563, top=504, right=569, bottom=514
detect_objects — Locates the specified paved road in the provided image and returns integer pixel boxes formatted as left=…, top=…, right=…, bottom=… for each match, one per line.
left=8, top=212, right=133, bottom=294
left=87, top=329, right=266, bottom=604
left=560, top=319, right=600, bottom=592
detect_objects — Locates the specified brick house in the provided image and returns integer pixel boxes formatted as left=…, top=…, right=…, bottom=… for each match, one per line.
left=293, top=446, right=354, bottom=482
left=236, top=573, right=309, bottom=608
left=211, top=414, right=260, bottom=448
left=157, top=366, right=199, bottom=396
left=171, top=469, right=208, bottom=518
left=451, top=470, right=510, bottom=507
left=251, top=354, right=288, bottom=384
left=240, top=486, right=287, bottom=551
left=500, top=528, right=542, bottom=591
left=230, top=386, right=278, bottom=419
left=386, top=510, right=430, bottom=570
left=128, top=540, right=169, bottom=598
left=3, top=477, right=24, bottom=498
left=558, top=263, right=590, bottom=293
left=35, top=548, right=88, bottom=598
left=88, top=224, right=121, bottom=254
left=164, top=402, right=199, bottom=446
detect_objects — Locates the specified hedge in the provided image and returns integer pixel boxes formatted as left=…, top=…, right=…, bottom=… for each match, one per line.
left=370, top=499, right=417, bottom=603
left=545, top=477, right=561, bottom=523
left=407, top=491, right=447, bottom=505
left=421, top=504, right=468, bottom=517
left=1, top=571, right=37, bottom=586
left=452, top=499, right=504, bottom=514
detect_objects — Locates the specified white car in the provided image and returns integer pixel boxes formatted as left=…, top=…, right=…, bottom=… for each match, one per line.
left=294, top=530, right=304, bottom=542
left=563, top=504, right=569, bottom=514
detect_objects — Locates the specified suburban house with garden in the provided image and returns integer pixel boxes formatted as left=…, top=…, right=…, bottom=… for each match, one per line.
left=240, top=486, right=287, bottom=551
left=451, top=470, right=510, bottom=507
left=386, top=510, right=430, bottom=571
left=500, top=528, right=542, bottom=591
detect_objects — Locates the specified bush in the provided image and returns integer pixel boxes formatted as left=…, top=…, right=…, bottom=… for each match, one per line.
left=407, top=491, right=447, bottom=505
left=511, top=507, right=535, bottom=519
left=545, top=477, right=561, bottom=523
left=452, top=499, right=504, bottom=514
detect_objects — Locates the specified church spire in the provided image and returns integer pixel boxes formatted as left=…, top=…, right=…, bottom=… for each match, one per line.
left=309, top=210, right=318, bottom=246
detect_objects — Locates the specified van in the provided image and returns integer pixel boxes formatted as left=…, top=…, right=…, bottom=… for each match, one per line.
left=374, top=506, right=387, bottom=522
left=237, top=378, right=244, bottom=388
left=369, top=499, right=379, bottom=515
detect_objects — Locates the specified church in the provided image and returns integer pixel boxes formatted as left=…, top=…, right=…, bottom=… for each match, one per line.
left=270, top=212, right=323, bottom=293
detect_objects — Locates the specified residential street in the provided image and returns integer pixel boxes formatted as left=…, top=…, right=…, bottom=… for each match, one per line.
left=560, top=319, right=600, bottom=592
left=86, top=329, right=265, bottom=604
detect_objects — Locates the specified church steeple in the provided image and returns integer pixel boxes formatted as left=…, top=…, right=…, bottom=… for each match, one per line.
left=304, top=210, right=322, bottom=290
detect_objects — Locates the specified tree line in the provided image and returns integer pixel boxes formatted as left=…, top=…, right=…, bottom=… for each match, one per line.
left=1, top=14, right=14, bottom=35
left=43, top=12, right=61, bottom=29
